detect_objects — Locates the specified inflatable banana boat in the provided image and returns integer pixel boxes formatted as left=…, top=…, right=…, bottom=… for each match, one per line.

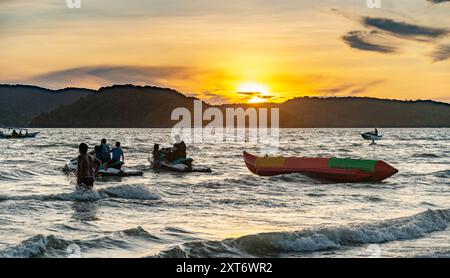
left=243, top=151, right=398, bottom=182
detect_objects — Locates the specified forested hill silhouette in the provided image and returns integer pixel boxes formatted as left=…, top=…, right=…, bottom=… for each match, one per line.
left=279, top=97, right=449, bottom=127
left=0, top=84, right=94, bottom=126
left=218, top=98, right=449, bottom=128
left=31, top=85, right=208, bottom=128
left=1, top=84, right=448, bottom=128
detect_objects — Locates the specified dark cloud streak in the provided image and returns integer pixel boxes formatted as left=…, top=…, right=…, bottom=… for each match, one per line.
left=342, top=30, right=396, bottom=53
left=317, top=80, right=384, bottom=97
left=29, top=65, right=194, bottom=88
left=362, top=17, right=449, bottom=40
left=427, top=0, right=450, bottom=4
left=431, top=45, right=450, bottom=61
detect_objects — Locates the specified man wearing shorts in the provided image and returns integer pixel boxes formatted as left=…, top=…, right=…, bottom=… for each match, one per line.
left=77, top=143, right=101, bottom=190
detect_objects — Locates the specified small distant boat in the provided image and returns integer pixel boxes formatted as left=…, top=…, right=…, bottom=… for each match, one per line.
left=361, top=131, right=382, bottom=141
left=0, top=128, right=40, bottom=139
left=243, top=151, right=398, bottom=183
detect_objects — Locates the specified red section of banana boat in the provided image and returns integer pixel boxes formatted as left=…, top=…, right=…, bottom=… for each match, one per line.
left=243, top=151, right=398, bottom=182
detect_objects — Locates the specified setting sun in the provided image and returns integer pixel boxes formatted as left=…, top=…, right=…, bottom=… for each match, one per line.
left=237, top=82, right=270, bottom=95
left=248, top=96, right=267, bottom=104
left=237, top=82, right=271, bottom=103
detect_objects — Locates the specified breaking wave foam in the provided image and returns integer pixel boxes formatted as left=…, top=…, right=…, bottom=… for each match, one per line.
left=157, top=209, right=450, bottom=258
left=0, top=226, right=162, bottom=258
left=0, top=185, right=160, bottom=202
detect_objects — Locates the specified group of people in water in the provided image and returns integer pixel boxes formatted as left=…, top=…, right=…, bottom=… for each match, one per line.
left=76, top=139, right=124, bottom=189
left=92, top=139, right=125, bottom=168
left=76, top=136, right=187, bottom=189
left=151, top=135, right=187, bottom=168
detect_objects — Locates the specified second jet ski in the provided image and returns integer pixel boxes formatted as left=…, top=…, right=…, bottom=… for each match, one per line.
left=149, top=143, right=211, bottom=173
left=361, top=129, right=383, bottom=144
left=149, top=156, right=212, bottom=173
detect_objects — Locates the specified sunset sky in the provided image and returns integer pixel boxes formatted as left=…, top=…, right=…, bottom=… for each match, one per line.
left=1, top=0, right=450, bottom=103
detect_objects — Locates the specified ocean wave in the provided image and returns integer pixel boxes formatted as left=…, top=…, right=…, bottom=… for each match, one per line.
left=197, top=178, right=262, bottom=188
left=433, top=170, right=450, bottom=179
left=412, top=153, right=441, bottom=158
left=0, top=169, right=39, bottom=181
left=363, top=196, right=384, bottom=202
left=120, top=227, right=162, bottom=242
left=156, top=209, right=450, bottom=258
left=420, top=201, right=438, bottom=207
left=215, top=198, right=288, bottom=208
left=416, top=249, right=450, bottom=258
left=392, top=136, right=440, bottom=141
left=306, top=192, right=326, bottom=197
left=0, top=235, right=72, bottom=258
left=351, top=143, right=362, bottom=147
left=268, top=174, right=320, bottom=183
left=0, top=226, right=163, bottom=258
left=398, top=169, right=450, bottom=179
left=0, top=185, right=160, bottom=202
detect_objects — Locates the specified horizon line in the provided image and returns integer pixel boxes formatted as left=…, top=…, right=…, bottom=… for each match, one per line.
left=1, top=83, right=449, bottom=106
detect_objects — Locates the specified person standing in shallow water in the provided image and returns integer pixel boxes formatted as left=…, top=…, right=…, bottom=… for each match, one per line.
left=77, top=143, right=101, bottom=190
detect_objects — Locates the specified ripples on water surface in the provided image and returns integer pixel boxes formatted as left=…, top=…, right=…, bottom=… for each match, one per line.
left=0, top=128, right=449, bottom=258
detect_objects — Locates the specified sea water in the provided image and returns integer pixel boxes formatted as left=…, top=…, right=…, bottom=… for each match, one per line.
left=0, top=128, right=448, bottom=258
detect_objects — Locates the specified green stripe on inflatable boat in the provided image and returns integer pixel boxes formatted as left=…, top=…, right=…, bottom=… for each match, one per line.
left=329, top=158, right=378, bottom=173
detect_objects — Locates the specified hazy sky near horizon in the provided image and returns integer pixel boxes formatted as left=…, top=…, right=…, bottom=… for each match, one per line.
left=1, top=0, right=450, bottom=103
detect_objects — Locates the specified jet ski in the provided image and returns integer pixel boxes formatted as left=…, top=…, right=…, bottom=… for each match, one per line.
left=361, top=131, right=383, bottom=141
left=244, top=151, right=398, bottom=183
left=63, top=158, right=143, bottom=177
left=149, top=155, right=212, bottom=173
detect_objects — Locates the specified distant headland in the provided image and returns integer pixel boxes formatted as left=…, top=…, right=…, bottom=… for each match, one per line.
left=0, top=84, right=448, bottom=128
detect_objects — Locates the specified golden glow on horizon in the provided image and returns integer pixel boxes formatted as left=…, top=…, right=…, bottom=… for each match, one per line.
left=237, top=82, right=270, bottom=95
left=248, top=96, right=267, bottom=104
left=0, top=1, right=449, bottom=103
left=236, top=82, right=272, bottom=103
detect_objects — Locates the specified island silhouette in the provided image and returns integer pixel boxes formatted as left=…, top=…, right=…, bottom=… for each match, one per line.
left=0, top=84, right=448, bottom=128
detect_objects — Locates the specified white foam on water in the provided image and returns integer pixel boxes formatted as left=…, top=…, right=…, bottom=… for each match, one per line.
left=234, top=209, right=450, bottom=253
left=157, top=209, right=450, bottom=257
left=0, top=185, right=160, bottom=202
left=98, top=184, right=160, bottom=200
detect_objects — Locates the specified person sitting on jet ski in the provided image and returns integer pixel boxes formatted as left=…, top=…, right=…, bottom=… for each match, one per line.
left=100, top=139, right=112, bottom=164
left=168, top=135, right=187, bottom=162
left=92, top=145, right=102, bottom=160
left=91, top=145, right=108, bottom=170
left=374, top=128, right=379, bottom=136
left=12, top=130, right=18, bottom=137
left=111, top=141, right=124, bottom=163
